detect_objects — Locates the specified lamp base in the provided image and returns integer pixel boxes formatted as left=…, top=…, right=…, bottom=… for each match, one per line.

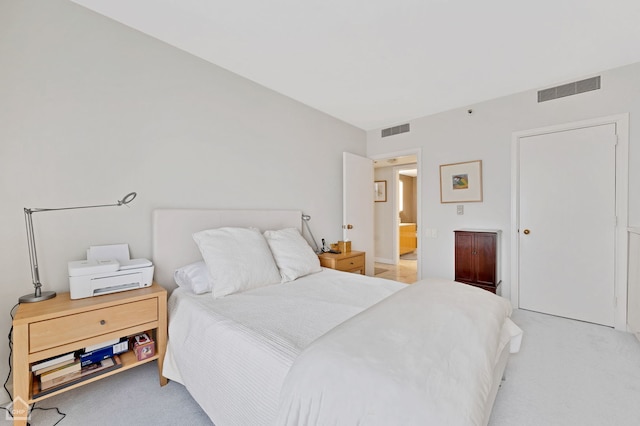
left=19, top=291, right=56, bottom=303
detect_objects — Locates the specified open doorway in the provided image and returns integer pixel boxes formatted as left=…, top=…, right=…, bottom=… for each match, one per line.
left=372, top=155, right=418, bottom=284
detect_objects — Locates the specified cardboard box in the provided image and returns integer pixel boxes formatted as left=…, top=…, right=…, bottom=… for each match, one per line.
left=337, top=241, right=351, bottom=253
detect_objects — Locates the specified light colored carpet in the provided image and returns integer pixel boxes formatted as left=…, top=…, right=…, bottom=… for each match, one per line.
left=490, top=309, right=640, bottom=426
left=2, top=364, right=212, bottom=426
left=5, top=309, right=639, bottom=426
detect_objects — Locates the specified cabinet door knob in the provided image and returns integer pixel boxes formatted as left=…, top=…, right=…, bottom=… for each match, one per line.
left=100, top=320, right=106, bottom=325
left=523, top=229, right=530, bottom=235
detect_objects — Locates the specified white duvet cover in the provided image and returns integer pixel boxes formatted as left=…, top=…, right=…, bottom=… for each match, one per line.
left=163, top=268, right=404, bottom=426
left=277, top=277, right=522, bottom=426
left=164, top=270, right=522, bottom=426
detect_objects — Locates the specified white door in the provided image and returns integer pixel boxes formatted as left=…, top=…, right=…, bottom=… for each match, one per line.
left=628, top=230, right=640, bottom=334
left=343, top=152, right=374, bottom=276
left=518, top=123, right=616, bottom=326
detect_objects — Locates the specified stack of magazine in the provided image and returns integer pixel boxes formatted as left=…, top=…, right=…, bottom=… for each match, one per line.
left=32, top=338, right=127, bottom=398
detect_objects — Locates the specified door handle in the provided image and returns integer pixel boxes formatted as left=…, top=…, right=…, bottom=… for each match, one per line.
left=523, top=229, right=530, bottom=235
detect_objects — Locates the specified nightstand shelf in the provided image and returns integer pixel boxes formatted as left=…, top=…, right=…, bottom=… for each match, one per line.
left=318, top=251, right=366, bottom=275
left=12, top=283, right=167, bottom=425
left=29, top=347, right=159, bottom=401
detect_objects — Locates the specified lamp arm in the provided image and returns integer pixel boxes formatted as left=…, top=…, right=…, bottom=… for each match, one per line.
left=27, top=192, right=137, bottom=213
left=301, top=214, right=321, bottom=254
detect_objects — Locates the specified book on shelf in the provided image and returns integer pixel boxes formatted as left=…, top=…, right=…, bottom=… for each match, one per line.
left=79, top=338, right=128, bottom=367
left=38, top=360, right=81, bottom=381
left=84, top=337, right=120, bottom=353
left=33, top=355, right=122, bottom=399
left=31, top=351, right=75, bottom=372
left=33, top=358, right=76, bottom=376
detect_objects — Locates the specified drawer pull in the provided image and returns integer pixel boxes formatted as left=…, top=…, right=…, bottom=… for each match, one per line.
left=100, top=320, right=106, bottom=325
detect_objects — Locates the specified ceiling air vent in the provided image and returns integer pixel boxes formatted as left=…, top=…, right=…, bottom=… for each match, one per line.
left=538, top=76, right=601, bottom=103
left=381, top=123, right=410, bottom=138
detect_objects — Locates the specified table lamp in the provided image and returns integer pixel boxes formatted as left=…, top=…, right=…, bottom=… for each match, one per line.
left=301, top=214, right=321, bottom=254
left=21, top=191, right=137, bottom=303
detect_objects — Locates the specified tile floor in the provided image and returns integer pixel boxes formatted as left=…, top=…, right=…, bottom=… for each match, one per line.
left=374, top=258, right=417, bottom=284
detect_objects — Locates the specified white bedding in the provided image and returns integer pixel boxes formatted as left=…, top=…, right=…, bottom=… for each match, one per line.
left=163, top=269, right=522, bottom=426
left=163, top=268, right=404, bottom=426
left=277, top=277, right=522, bottom=426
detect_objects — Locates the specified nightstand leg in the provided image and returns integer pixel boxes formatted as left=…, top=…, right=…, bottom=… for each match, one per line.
left=157, top=294, right=168, bottom=386
left=12, top=323, right=29, bottom=426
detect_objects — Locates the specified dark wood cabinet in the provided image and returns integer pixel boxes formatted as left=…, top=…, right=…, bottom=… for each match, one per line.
left=454, top=230, right=501, bottom=293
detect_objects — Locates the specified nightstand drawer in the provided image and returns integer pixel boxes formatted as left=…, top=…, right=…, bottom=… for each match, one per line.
left=318, top=251, right=366, bottom=275
left=29, top=298, right=158, bottom=353
left=335, top=255, right=364, bottom=271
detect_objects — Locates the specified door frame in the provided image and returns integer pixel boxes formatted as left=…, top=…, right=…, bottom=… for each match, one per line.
left=394, top=164, right=418, bottom=263
left=370, top=148, right=423, bottom=281
left=510, top=114, right=629, bottom=330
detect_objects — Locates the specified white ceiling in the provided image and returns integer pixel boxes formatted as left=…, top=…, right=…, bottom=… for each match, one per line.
left=70, top=0, right=640, bottom=130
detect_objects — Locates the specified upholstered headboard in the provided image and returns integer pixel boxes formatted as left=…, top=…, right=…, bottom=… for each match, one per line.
left=152, top=209, right=302, bottom=290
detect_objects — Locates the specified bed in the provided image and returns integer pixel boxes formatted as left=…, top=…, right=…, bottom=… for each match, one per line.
left=152, top=209, right=522, bottom=426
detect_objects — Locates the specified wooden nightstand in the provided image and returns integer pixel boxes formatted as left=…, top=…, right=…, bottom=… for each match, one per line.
left=11, top=283, right=167, bottom=425
left=318, top=251, right=366, bottom=275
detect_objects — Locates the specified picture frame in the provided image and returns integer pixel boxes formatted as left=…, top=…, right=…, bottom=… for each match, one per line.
left=439, top=160, right=483, bottom=203
left=374, top=180, right=387, bottom=202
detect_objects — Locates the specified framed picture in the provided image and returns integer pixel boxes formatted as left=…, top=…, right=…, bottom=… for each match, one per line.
left=439, top=160, right=483, bottom=203
left=374, top=180, right=387, bottom=202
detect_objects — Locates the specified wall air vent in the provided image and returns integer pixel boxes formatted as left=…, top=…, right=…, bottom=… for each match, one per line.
left=538, top=76, right=601, bottom=103
left=381, top=123, right=410, bottom=138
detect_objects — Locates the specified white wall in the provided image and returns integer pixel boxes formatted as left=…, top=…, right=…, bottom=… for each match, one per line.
left=367, top=61, right=640, bottom=299
left=0, top=0, right=365, bottom=396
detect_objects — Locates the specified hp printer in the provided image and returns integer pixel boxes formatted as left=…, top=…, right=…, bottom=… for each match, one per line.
left=68, top=244, right=154, bottom=299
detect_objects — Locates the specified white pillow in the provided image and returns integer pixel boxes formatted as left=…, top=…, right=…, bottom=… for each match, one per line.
left=263, top=228, right=322, bottom=282
left=193, top=227, right=282, bottom=298
left=174, top=261, right=213, bottom=294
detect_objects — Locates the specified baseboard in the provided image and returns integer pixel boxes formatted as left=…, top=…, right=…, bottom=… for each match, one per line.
left=375, top=257, right=395, bottom=264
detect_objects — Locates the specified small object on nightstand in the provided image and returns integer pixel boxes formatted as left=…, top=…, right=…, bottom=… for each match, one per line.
left=322, top=239, right=340, bottom=254
left=337, top=241, right=351, bottom=253
left=133, top=333, right=156, bottom=361
left=68, top=248, right=154, bottom=300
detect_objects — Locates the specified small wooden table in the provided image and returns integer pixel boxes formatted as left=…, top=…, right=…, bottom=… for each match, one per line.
left=11, top=283, right=167, bottom=425
left=318, top=251, right=366, bottom=275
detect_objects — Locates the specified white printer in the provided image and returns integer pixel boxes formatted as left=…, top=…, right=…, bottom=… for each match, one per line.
left=68, top=244, right=154, bottom=299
